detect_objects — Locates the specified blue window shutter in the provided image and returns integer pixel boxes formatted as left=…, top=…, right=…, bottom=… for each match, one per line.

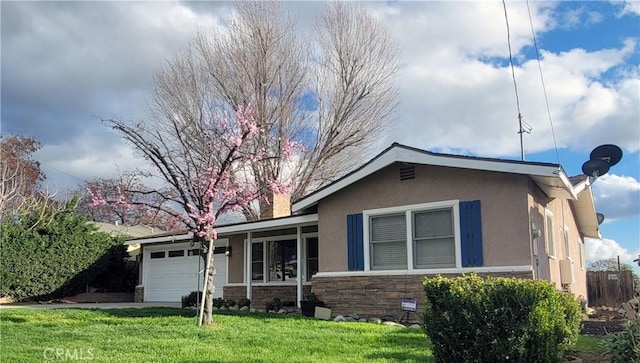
left=460, top=200, right=483, bottom=267
left=347, top=213, right=364, bottom=271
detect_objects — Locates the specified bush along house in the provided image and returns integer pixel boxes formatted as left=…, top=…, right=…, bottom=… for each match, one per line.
left=126, top=143, right=598, bottom=318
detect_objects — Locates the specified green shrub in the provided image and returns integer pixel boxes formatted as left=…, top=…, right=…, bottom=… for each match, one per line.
left=181, top=291, right=202, bottom=308
left=0, top=209, right=123, bottom=301
left=238, top=298, right=251, bottom=308
left=213, top=297, right=225, bottom=309
left=423, top=274, right=581, bottom=363
left=602, top=319, right=640, bottom=363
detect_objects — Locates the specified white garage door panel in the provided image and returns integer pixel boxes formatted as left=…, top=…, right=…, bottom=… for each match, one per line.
left=144, top=241, right=227, bottom=302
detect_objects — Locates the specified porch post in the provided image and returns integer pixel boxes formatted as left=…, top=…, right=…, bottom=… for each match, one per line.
left=246, top=232, right=252, bottom=301
left=296, top=226, right=303, bottom=308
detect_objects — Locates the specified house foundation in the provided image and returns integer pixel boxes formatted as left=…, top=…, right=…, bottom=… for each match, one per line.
left=134, top=285, right=144, bottom=303
left=311, top=271, right=534, bottom=319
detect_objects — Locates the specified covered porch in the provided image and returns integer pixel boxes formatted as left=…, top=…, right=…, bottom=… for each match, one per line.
left=217, top=213, right=319, bottom=309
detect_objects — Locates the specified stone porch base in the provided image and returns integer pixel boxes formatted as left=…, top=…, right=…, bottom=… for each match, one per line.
left=223, top=285, right=312, bottom=310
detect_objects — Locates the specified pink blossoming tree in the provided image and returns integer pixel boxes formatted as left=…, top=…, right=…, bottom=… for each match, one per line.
left=97, top=104, right=296, bottom=326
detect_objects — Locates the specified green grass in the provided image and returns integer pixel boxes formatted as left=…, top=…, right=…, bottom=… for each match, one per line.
left=571, top=334, right=607, bottom=354
left=0, top=308, right=433, bottom=362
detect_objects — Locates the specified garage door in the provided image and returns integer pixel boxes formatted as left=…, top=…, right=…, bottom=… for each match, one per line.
left=144, top=241, right=227, bottom=302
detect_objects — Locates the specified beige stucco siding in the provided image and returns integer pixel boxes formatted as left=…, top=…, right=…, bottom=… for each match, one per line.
left=317, top=163, right=532, bottom=273
left=226, top=234, right=246, bottom=283
left=528, top=181, right=588, bottom=300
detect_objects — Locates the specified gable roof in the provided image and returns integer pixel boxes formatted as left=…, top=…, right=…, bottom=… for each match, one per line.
left=292, top=143, right=578, bottom=213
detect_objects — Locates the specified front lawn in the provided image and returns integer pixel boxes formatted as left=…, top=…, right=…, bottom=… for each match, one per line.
left=0, top=308, right=433, bottom=362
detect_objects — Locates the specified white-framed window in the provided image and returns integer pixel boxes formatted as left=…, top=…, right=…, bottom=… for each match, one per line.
left=370, top=213, right=407, bottom=270
left=250, top=233, right=318, bottom=283
left=563, top=226, right=571, bottom=260
left=579, top=240, right=585, bottom=269
left=364, top=200, right=460, bottom=271
left=545, top=210, right=556, bottom=259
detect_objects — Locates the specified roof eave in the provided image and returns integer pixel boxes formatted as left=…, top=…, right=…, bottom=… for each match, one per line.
left=126, top=213, right=319, bottom=246
left=571, top=184, right=601, bottom=239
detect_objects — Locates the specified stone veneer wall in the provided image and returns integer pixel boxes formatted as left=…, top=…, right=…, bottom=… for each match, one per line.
left=224, top=285, right=312, bottom=310
left=312, top=272, right=534, bottom=319
left=134, top=286, right=144, bottom=303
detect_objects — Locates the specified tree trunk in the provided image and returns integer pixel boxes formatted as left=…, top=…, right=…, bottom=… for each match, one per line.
left=198, top=238, right=216, bottom=326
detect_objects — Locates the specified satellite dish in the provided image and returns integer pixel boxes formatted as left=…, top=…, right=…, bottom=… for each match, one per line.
left=590, top=144, right=623, bottom=167
left=596, top=213, right=605, bottom=225
left=582, top=158, right=610, bottom=178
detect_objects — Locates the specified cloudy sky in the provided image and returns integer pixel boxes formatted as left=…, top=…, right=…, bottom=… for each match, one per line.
left=2, top=1, right=638, bottom=269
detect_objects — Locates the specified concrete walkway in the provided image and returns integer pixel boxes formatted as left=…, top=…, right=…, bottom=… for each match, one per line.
left=0, top=302, right=182, bottom=310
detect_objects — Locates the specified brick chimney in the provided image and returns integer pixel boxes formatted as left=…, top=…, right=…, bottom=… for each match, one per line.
left=260, top=192, right=291, bottom=220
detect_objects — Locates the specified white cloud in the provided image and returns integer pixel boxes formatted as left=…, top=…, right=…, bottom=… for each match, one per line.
left=557, top=7, right=603, bottom=29
left=36, top=135, right=151, bottom=191
left=592, top=174, right=640, bottom=221
left=4, top=1, right=639, bottom=191
left=585, top=237, right=640, bottom=272
left=371, top=2, right=639, bottom=157
left=614, top=0, right=640, bottom=16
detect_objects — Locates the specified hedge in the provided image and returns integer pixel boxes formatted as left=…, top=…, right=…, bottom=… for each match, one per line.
left=423, top=274, right=581, bottom=363
left=0, top=208, right=125, bottom=301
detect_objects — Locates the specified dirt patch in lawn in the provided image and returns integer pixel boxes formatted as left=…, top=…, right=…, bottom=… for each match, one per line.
left=581, top=319, right=625, bottom=335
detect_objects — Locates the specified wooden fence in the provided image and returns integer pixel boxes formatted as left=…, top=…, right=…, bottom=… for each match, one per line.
left=587, top=270, right=635, bottom=307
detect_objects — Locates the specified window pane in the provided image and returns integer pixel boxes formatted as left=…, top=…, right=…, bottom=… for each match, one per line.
left=252, top=243, right=263, bottom=262
left=414, top=209, right=452, bottom=238
left=307, top=237, right=318, bottom=259
left=371, top=241, right=407, bottom=270
left=268, top=240, right=297, bottom=282
left=415, top=237, right=455, bottom=268
left=187, top=248, right=200, bottom=256
left=251, top=243, right=263, bottom=281
left=371, top=214, right=406, bottom=242
left=306, top=237, right=319, bottom=279
left=150, top=251, right=165, bottom=259
left=168, top=250, right=184, bottom=257
left=546, top=215, right=555, bottom=256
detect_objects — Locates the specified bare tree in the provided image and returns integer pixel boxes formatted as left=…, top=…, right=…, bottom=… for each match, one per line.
left=1, top=135, right=43, bottom=220
left=77, top=172, right=182, bottom=229
left=295, top=2, right=399, bottom=197
left=153, top=1, right=399, bottom=219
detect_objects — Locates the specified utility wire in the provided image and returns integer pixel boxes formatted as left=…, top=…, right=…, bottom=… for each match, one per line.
left=526, top=0, right=561, bottom=166
left=39, top=161, right=86, bottom=184
left=502, top=0, right=527, bottom=161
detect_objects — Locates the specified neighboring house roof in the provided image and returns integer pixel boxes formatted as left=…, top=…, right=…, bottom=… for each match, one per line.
left=92, top=222, right=163, bottom=239
left=292, top=143, right=580, bottom=213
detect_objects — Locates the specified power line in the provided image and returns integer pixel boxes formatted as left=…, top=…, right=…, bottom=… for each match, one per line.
left=502, top=0, right=529, bottom=161
left=39, top=161, right=86, bottom=184
left=526, top=0, right=561, bottom=166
